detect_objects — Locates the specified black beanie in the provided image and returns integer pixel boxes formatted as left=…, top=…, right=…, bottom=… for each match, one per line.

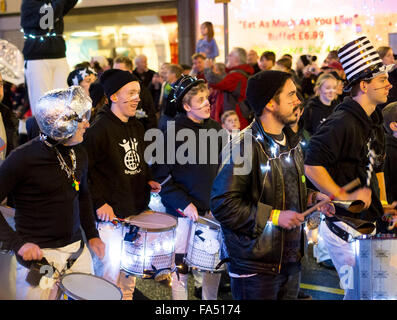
left=99, top=69, right=140, bottom=98
left=246, top=70, right=292, bottom=117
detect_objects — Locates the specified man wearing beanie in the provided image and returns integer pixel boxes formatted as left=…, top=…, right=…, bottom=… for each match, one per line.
left=211, top=70, right=334, bottom=300
left=305, top=36, right=397, bottom=300
left=83, top=69, right=161, bottom=299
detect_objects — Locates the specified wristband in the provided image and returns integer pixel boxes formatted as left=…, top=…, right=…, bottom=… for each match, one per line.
left=272, top=210, right=281, bottom=226
left=381, top=200, right=388, bottom=206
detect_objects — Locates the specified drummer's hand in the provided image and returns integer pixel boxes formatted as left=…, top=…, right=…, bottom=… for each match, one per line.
left=278, top=210, right=305, bottom=230
left=184, top=203, right=199, bottom=222
left=96, top=203, right=116, bottom=222
left=148, top=180, right=161, bottom=193
left=88, top=237, right=106, bottom=260
left=345, top=187, right=372, bottom=209
left=314, top=192, right=335, bottom=217
left=17, top=243, right=43, bottom=261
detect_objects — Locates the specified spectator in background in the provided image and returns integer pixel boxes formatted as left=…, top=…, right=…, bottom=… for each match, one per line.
left=67, top=67, right=97, bottom=96
left=158, top=64, right=183, bottom=132
left=382, top=102, right=397, bottom=204
left=21, top=0, right=78, bottom=116
left=148, top=72, right=164, bottom=114
left=74, top=61, right=91, bottom=69
left=196, top=21, right=219, bottom=60
left=133, top=54, right=156, bottom=88
left=378, top=46, right=397, bottom=109
left=303, top=73, right=338, bottom=136
left=323, top=50, right=340, bottom=66
left=274, top=57, right=292, bottom=73
left=180, top=64, right=192, bottom=76
left=259, top=51, right=276, bottom=71
left=220, top=110, right=240, bottom=139
left=153, top=62, right=172, bottom=114
left=91, top=56, right=111, bottom=77
left=190, top=53, right=207, bottom=81
left=296, top=54, right=321, bottom=99
left=247, top=49, right=261, bottom=74
left=204, top=47, right=254, bottom=129
left=113, top=56, right=157, bottom=131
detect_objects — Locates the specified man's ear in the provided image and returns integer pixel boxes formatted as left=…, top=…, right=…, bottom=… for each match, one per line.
left=390, top=121, right=397, bottom=132
left=110, top=93, right=118, bottom=103
left=183, top=103, right=190, bottom=113
left=265, top=99, right=276, bottom=112
left=359, top=80, right=368, bottom=93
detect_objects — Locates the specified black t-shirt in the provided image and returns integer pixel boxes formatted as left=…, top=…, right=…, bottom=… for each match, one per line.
left=266, top=133, right=302, bottom=266
left=0, top=138, right=98, bottom=252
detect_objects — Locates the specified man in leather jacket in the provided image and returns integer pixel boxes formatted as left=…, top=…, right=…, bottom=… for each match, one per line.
left=211, top=70, right=334, bottom=300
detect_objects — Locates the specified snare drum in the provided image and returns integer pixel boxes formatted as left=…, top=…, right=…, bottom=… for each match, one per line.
left=120, top=211, right=177, bottom=277
left=59, top=273, right=122, bottom=300
left=354, top=234, right=397, bottom=300
left=185, top=217, right=225, bottom=272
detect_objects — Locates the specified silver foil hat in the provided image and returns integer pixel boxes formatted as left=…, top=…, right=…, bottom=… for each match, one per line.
left=35, top=86, right=92, bottom=141
left=0, top=39, right=24, bottom=86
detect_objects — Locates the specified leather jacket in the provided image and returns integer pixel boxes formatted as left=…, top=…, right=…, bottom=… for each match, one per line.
left=211, top=118, right=311, bottom=275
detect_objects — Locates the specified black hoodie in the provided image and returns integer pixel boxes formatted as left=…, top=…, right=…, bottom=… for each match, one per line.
left=305, top=96, right=385, bottom=224
left=303, top=96, right=337, bottom=135
left=21, top=0, right=78, bottom=60
left=151, top=113, right=224, bottom=217
left=83, top=106, right=151, bottom=218
left=385, top=133, right=397, bottom=203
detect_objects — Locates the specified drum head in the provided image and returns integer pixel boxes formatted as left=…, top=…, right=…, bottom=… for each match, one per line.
left=125, top=211, right=177, bottom=230
left=59, top=273, right=122, bottom=300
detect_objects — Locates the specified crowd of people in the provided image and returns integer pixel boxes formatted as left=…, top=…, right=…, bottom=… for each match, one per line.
left=1, top=1, right=397, bottom=301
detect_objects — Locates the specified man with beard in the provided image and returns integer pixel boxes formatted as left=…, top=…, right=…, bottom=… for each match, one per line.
left=211, top=70, right=334, bottom=300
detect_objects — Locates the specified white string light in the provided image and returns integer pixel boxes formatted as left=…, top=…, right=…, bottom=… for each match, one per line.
left=20, top=29, right=62, bottom=41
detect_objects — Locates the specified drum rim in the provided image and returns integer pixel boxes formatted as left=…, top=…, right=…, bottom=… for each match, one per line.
left=124, top=211, right=177, bottom=232
left=195, top=217, right=220, bottom=229
left=354, top=234, right=397, bottom=240
left=58, top=272, right=123, bottom=300
left=184, top=257, right=225, bottom=273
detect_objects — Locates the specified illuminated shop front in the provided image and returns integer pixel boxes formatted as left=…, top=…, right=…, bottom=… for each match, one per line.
left=63, top=5, right=177, bottom=71
left=197, top=0, right=397, bottom=64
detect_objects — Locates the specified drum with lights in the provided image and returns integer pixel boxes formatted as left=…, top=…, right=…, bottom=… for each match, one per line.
left=185, top=217, right=225, bottom=272
left=59, top=273, right=122, bottom=300
left=120, top=211, right=177, bottom=278
left=353, top=234, right=397, bottom=300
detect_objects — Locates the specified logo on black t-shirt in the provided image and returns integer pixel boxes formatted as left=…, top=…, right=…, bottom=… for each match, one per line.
left=119, top=138, right=141, bottom=175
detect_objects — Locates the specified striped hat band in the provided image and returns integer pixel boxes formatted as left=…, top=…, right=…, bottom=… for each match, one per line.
left=338, top=36, right=383, bottom=82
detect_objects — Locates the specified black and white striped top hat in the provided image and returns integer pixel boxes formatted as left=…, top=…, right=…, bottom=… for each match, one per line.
left=338, top=36, right=394, bottom=91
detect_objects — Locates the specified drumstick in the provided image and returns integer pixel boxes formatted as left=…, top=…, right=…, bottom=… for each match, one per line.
left=160, top=175, right=172, bottom=186
left=176, top=209, right=186, bottom=217
left=302, top=178, right=361, bottom=218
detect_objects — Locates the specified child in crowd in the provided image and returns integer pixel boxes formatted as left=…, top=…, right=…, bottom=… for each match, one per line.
left=196, top=21, right=219, bottom=60
left=221, top=110, right=240, bottom=139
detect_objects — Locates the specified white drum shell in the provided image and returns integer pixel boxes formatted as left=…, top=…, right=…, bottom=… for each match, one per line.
left=354, top=235, right=397, bottom=300
left=185, top=218, right=225, bottom=272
